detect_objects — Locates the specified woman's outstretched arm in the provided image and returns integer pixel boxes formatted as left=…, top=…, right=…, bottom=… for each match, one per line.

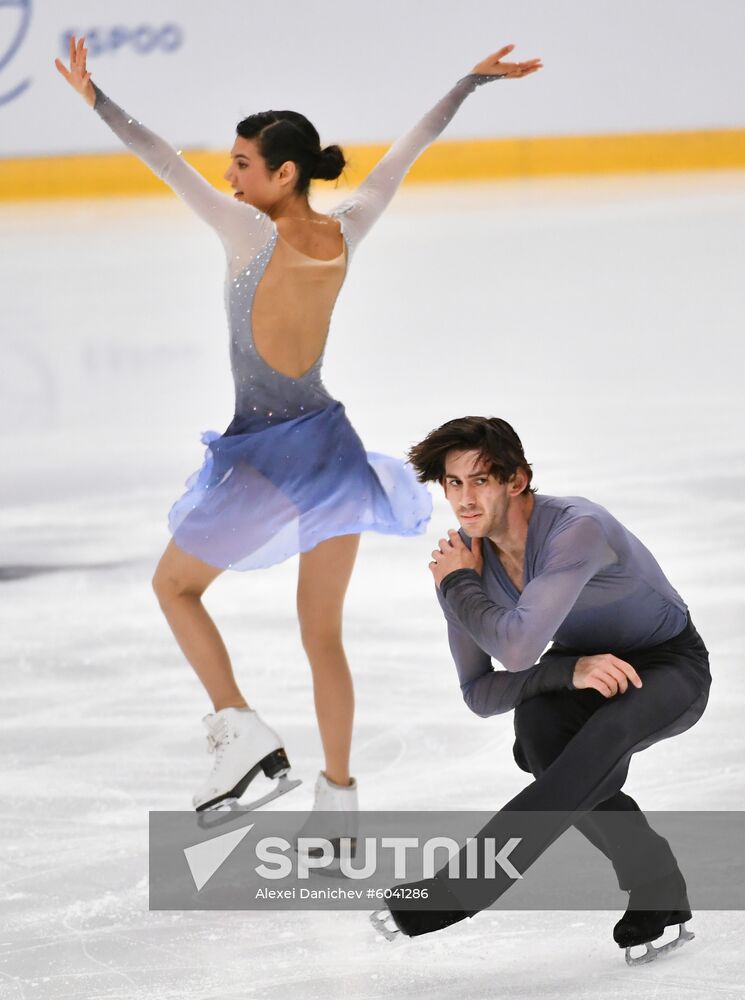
left=55, top=36, right=273, bottom=263
left=330, top=45, right=542, bottom=248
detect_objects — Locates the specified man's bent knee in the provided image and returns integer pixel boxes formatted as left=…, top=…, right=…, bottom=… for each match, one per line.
left=513, top=695, right=577, bottom=772
left=513, top=695, right=562, bottom=743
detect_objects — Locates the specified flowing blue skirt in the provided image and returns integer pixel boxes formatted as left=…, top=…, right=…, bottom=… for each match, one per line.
left=167, top=402, right=432, bottom=570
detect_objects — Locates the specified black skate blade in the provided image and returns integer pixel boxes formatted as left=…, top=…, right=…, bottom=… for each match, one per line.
left=625, top=923, right=695, bottom=966
left=195, top=746, right=295, bottom=814
left=370, top=908, right=401, bottom=942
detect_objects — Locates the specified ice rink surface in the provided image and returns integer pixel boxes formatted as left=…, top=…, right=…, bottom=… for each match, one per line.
left=2, top=172, right=745, bottom=998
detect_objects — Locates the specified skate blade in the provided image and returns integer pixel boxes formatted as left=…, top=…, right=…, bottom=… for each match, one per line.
left=625, top=923, right=695, bottom=966
left=196, top=776, right=302, bottom=828
left=236, top=774, right=302, bottom=811
left=370, top=908, right=401, bottom=942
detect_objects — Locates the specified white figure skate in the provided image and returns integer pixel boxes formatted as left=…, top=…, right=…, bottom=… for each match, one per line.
left=193, top=707, right=301, bottom=813
left=296, top=771, right=359, bottom=862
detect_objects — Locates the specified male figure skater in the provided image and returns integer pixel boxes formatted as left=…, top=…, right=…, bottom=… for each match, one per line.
left=372, top=416, right=710, bottom=962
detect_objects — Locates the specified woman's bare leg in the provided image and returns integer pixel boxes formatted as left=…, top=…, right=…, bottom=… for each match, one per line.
left=152, top=539, right=248, bottom=712
left=297, top=533, right=361, bottom=787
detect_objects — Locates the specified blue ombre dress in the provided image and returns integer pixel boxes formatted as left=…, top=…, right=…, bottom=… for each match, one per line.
left=91, top=74, right=499, bottom=570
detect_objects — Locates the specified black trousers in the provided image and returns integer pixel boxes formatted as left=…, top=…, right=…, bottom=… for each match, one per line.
left=443, top=615, right=711, bottom=910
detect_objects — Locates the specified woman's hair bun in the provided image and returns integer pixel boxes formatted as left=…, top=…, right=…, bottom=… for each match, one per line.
left=313, top=144, right=346, bottom=181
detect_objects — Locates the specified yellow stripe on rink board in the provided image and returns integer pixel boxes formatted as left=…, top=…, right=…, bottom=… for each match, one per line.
left=2, top=128, right=745, bottom=200
left=404, top=129, right=745, bottom=180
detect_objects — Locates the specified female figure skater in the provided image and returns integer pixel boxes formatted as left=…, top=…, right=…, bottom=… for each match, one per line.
left=55, top=37, right=542, bottom=815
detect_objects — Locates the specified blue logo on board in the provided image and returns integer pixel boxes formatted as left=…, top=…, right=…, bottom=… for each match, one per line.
left=0, top=10, right=184, bottom=110
left=0, top=0, right=32, bottom=107
left=61, top=24, right=184, bottom=58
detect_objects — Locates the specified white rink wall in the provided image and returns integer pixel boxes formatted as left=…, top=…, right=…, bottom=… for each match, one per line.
left=0, top=0, right=742, bottom=158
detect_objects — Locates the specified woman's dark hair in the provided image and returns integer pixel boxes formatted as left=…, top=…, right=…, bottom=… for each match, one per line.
left=236, top=110, right=345, bottom=195
left=407, top=416, right=536, bottom=494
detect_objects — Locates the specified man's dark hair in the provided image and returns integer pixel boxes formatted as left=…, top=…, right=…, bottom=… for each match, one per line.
left=407, top=416, right=536, bottom=494
left=236, top=110, right=345, bottom=195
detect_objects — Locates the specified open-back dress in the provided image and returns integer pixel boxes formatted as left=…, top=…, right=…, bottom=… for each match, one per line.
left=91, top=73, right=499, bottom=569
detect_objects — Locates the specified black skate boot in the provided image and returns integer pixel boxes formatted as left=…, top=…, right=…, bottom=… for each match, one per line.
left=370, top=876, right=473, bottom=941
left=614, top=867, right=695, bottom=965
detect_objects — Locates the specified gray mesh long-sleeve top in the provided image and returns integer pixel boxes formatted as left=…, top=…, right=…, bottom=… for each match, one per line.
left=91, top=74, right=500, bottom=426
left=437, top=494, right=688, bottom=718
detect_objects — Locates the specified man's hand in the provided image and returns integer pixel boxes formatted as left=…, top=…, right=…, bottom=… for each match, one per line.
left=430, top=530, right=483, bottom=588
left=573, top=654, right=643, bottom=698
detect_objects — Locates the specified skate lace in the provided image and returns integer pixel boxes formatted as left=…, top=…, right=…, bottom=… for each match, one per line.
left=206, top=722, right=230, bottom=760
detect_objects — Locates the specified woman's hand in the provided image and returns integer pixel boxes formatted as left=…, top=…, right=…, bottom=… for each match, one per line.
left=54, top=35, right=95, bottom=107
left=472, top=44, right=543, bottom=79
